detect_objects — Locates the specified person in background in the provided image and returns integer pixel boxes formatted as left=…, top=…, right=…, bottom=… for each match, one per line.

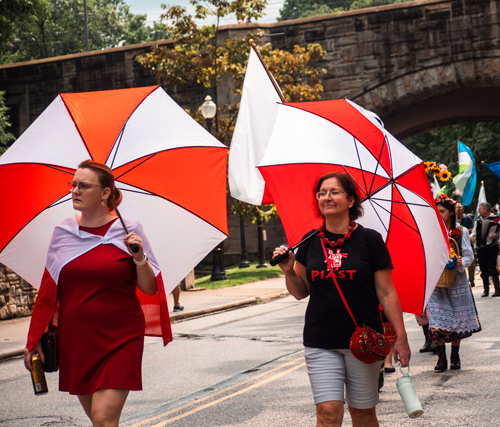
left=429, top=195, right=481, bottom=371
left=381, top=311, right=396, bottom=373
left=471, top=202, right=500, bottom=297
left=273, top=171, right=410, bottom=427
left=171, top=285, right=184, bottom=312
left=415, top=307, right=436, bottom=354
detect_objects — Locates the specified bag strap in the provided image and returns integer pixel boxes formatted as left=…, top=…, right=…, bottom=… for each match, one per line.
left=320, top=238, right=358, bottom=327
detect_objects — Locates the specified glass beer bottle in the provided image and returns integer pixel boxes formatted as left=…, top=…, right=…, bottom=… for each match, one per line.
left=31, top=355, right=48, bottom=395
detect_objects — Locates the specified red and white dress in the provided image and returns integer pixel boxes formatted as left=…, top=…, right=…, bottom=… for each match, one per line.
left=26, top=215, right=172, bottom=395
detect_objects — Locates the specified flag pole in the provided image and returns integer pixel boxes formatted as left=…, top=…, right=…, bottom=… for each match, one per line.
left=249, top=39, right=287, bottom=103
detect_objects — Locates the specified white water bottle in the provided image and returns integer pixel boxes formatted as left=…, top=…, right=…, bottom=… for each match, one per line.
left=396, top=366, right=423, bottom=418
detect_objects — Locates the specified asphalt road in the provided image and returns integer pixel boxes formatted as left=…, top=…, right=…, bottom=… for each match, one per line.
left=1, top=286, right=500, bottom=426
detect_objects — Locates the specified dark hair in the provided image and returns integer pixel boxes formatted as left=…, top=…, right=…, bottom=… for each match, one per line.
left=78, top=160, right=122, bottom=211
left=436, top=199, right=457, bottom=233
left=313, top=172, right=363, bottom=220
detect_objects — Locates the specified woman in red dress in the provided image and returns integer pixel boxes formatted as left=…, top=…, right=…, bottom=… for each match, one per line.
left=24, top=160, right=161, bottom=427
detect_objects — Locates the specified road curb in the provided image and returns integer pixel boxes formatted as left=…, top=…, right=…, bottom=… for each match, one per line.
left=0, top=290, right=290, bottom=360
left=0, top=348, right=24, bottom=361
left=170, top=290, right=289, bottom=322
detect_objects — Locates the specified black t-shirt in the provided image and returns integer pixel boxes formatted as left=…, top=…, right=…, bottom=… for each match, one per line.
left=295, top=224, right=392, bottom=350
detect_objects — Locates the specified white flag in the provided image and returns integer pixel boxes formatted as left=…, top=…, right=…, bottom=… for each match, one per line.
left=430, top=175, right=441, bottom=197
left=228, top=48, right=283, bottom=205
left=473, top=181, right=487, bottom=231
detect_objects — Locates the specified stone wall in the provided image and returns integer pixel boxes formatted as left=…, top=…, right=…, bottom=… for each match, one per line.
left=2, top=0, right=500, bottom=140
left=0, top=264, right=36, bottom=320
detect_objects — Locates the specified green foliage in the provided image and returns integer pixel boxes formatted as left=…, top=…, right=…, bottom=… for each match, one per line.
left=278, top=1, right=348, bottom=20
left=195, top=261, right=283, bottom=288
left=231, top=201, right=279, bottom=223
left=405, top=123, right=500, bottom=211
left=0, top=0, right=41, bottom=44
left=0, top=91, right=15, bottom=155
left=278, top=0, right=413, bottom=20
left=1, top=0, right=172, bottom=64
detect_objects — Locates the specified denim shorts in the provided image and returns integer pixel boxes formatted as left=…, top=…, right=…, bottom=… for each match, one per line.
left=304, top=347, right=380, bottom=409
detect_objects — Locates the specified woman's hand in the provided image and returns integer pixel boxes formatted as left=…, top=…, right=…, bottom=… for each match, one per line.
left=393, top=333, right=411, bottom=367
left=124, top=232, right=157, bottom=295
left=24, top=339, right=43, bottom=371
left=456, top=255, right=463, bottom=268
left=273, top=245, right=294, bottom=273
left=124, top=232, right=145, bottom=263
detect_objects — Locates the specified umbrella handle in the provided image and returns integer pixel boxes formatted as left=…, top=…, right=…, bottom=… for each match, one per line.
left=269, top=229, right=320, bottom=267
left=270, top=249, right=291, bottom=266
left=116, top=209, right=140, bottom=253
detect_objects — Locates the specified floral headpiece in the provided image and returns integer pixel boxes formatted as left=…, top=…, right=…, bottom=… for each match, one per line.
left=435, top=193, right=457, bottom=205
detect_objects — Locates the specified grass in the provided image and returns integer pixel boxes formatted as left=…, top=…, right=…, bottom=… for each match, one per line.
left=195, top=262, right=284, bottom=290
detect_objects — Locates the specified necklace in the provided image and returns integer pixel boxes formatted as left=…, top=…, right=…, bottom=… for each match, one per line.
left=319, top=220, right=356, bottom=249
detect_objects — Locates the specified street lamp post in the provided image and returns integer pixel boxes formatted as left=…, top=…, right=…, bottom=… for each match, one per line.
left=239, top=214, right=250, bottom=268
left=83, top=0, right=89, bottom=52
left=256, top=216, right=268, bottom=268
left=201, top=96, right=216, bottom=134
left=201, top=96, right=227, bottom=281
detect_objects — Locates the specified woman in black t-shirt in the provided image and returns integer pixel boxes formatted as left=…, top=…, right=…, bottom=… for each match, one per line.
left=273, top=172, right=410, bottom=427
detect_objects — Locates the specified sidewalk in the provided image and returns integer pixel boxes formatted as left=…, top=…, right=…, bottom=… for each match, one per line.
left=0, top=277, right=289, bottom=361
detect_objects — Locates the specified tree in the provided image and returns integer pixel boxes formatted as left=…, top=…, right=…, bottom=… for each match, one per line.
left=278, top=0, right=350, bottom=20
left=405, top=123, right=500, bottom=210
left=277, top=0, right=413, bottom=21
left=0, top=91, right=15, bottom=155
left=0, top=0, right=42, bottom=44
left=1, top=0, right=173, bottom=64
left=138, top=1, right=326, bottom=143
left=137, top=0, right=327, bottom=223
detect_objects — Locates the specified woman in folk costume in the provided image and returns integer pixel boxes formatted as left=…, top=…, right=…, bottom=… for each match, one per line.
left=429, top=194, right=481, bottom=371
left=24, top=160, right=172, bottom=426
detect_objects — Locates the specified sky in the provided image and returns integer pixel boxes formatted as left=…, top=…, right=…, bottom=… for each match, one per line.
left=125, top=0, right=286, bottom=26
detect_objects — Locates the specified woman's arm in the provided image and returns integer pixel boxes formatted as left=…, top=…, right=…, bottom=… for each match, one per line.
left=124, top=232, right=157, bottom=296
left=375, top=268, right=411, bottom=367
left=273, top=246, right=310, bottom=300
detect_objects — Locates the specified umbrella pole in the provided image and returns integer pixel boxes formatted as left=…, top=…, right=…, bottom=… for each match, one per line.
left=249, top=40, right=286, bottom=104
left=116, top=209, right=139, bottom=253
left=269, top=229, right=320, bottom=266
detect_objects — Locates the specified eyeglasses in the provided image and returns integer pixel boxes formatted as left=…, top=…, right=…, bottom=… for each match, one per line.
left=68, top=181, right=104, bottom=193
left=316, top=191, right=348, bottom=199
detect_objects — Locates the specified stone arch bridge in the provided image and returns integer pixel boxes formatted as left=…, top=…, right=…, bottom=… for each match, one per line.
left=1, top=0, right=499, bottom=141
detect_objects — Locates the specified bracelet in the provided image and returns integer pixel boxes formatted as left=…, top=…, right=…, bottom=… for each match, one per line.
left=133, top=255, right=148, bottom=266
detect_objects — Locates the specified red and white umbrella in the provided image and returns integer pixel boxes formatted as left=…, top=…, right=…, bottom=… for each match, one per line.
left=258, top=99, right=448, bottom=315
left=0, top=86, right=228, bottom=295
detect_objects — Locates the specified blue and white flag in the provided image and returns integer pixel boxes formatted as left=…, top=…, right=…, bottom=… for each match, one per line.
left=454, top=141, right=477, bottom=206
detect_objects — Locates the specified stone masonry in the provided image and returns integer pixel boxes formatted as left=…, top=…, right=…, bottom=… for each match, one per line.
left=0, top=264, right=36, bottom=320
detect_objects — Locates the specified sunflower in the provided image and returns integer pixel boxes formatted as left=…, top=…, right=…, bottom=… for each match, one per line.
left=439, top=169, right=452, bottom=181
left=424, top=161, right=436, bottom=172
